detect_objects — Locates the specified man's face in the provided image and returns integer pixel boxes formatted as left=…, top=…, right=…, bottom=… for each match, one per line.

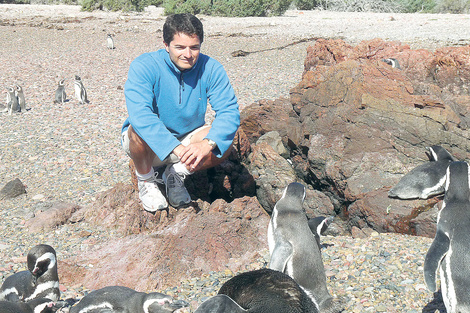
left=164, top=32, right=201, bottom=71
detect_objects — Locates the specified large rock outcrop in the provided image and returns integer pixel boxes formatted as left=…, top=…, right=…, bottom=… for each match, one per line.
left=242, top=38, right=470, bottom=237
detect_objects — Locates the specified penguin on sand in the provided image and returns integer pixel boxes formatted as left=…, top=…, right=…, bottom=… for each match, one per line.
left=69, top=286, right=188, bottom=313
left=15, top=85, right=26, bottom=111
left=107, top=34, right=115, bottom=49
left=388, top=145, right=457, bottom=200
left=267, top=182, right=343, bottom=313
left=424, top=161, right=470, bottom=313
left=74, top=76, right=89, bottom=104
left=0, top=244, right=60, bottom=302
left=194, top=268, right=319, bottom=313
left=54, top=79, right=67, bottom=105
left=5, top=86, right=19, bottom=115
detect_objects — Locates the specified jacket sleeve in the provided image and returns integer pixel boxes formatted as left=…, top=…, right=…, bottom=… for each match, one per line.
left=124, top=55, right=181, bottom=160
left=205, top=63, right=240, bottom=157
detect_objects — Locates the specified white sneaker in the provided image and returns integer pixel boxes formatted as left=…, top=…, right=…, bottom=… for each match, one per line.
left=163, top=164, right=191, bottom=207
left=137, top=174, right=168, bottom=212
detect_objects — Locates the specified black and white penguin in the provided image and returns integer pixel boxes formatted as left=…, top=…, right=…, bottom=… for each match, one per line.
left=69, top=286, right=188, bottom=313
left=15, top=85, right=26, bottom=112
left=388, top=145, right=457, bottom=200
left=107, top=34, right=115, bottom=49
left=424, top=161, right=470, bottom=313
left=194, top=268, right=318, bottom=313
left=54, top=79, right=66, bottom=105
left=73, top=76, right=89, bottom=104
left=308, top=216, right=334, bottom=249
left=0, top=244, right=60, bottom=302
left=267, top=182, right=343, bottom=313
left=382, top=58, right=401, bottom=69
left=0, top=298, right=56, bottom=313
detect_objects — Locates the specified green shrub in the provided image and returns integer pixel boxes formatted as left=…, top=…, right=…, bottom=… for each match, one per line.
left=80, top=0, right=147, bottom=11
left=163, top=0, right=292, bottom=16
left=398, top=0, right=436, bottom=12
left=294, top=0, right=318, bottom=9
left=434, top=0, right=470, bottom=12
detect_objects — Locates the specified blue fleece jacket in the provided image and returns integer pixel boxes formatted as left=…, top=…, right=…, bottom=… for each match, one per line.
left=122, top=49, right=240, bottom=161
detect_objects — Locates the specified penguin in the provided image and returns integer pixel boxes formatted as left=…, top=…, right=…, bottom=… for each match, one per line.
left=0, top=244, right=60, bottom=302
left=194, top=268, right=319, bottom=313
left=107, top=34, right=115, bottom=49
left=267, top=182, right=343, bottom=313
left=15, top=85, right=26, bottom=111
left=69, top=286, right=189, bottom=313
left=5, top=86, right=19, bottom=115
left=73, top=76, right=89, bottom=104
left=308, top=216, right=334, bottom=249
left=388, top=145, right=457, bottom=200
left=423, top=161, right=470, bottom=313
left=382, top=58, right=401, bottom=69
left=54, top=79, right=66, bottom=105
left=0, top=298, right=56, bottom=313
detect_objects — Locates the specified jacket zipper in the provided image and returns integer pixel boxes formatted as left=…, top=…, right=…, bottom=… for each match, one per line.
left=179, top=72, right=185, bottom=105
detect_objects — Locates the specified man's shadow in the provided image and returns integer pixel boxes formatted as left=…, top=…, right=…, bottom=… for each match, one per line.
left=422, top=289, right=446, bottom=313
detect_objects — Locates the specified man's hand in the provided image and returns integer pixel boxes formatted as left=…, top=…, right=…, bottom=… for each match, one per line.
left=174, top=140, right=214, bottom=172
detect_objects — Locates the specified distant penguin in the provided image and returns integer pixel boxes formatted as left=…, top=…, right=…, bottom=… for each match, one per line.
left=74, top=75, right=89, bottom=104
left=194, top=268, right=319, bottom=313
left=424, top=161, right=470, bottom=313
left=15, top=85, right=26, bottom=111
left=0, top=298, right=56, bottom=313
left=268, top=182, right=343, bottom=313
left=308, top=216, right=334, bottom=249
left=5, top=86, right=19, bottom=115
left=54, top=79, right=67, bottom=105
left=0, top=244, right=60, bottom=302
left=382, top=58, right=401, bottom=69
left=69, top=286, right=189, bottom=313
left=388, top=145, right=457, bottom=199
left=107, top=34, right=115, bottom=49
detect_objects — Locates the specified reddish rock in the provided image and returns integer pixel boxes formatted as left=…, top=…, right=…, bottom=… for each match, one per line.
left=60, top=196, right=269, bottom=291
left=25, top=202, right=80, bottom=233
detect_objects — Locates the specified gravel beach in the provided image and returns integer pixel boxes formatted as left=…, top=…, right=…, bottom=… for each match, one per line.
left=1, top=4, right=468, bottom=311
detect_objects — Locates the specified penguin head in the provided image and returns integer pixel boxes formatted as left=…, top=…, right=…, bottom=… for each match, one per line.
left=15, top=85, right=22, bottom=92
left=27, top=245, right=57, bottom=277
left=282, top=182, right=306, bottom=204
left=26, top=298, right=55, bottom=313
left=74, top=75, right=81, bottom=81
left=58, top=79, right=65, bottom=86
left=444, top=161, right=470, bottom=201
left=426, top=145, right=456, bottom=162
left=143, top=293, right=189, bottom=313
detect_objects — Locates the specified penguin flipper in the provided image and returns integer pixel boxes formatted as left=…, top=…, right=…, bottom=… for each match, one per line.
left=423, top=230, right=450, bottom=292
left=195, top=295, right=247, bottom=312
left=268, top=240, right=293, bottom=272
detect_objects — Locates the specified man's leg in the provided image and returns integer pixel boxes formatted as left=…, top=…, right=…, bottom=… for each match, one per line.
left=125, top=126, right=168, bottom=211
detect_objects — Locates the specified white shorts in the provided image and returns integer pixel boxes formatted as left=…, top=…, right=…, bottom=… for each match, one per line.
left=121, top=125, right=210, bottom=168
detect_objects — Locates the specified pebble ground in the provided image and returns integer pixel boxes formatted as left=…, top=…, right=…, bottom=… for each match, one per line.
left=1, top=5, right=465, bottom=312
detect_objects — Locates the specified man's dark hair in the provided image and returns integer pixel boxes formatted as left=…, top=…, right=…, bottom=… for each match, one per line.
left=163, top=13, right=204, bottom=44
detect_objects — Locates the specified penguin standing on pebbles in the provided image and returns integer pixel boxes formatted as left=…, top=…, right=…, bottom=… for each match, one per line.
left=54, top=79, right=66, bottom=105
left=15, top=85, right=26, bottom=111
left=388, top=145, right=457, bottom=199
left=424, top=161, right=470, bottom=313
left=0, top=244, right=60, bottom=302
left=268, top=182, right=343, bottom=313
left=5, top=86, right=19, bottom=115
left=74, top=75, right=89, bottom=104
left=69, top=286, right=188, bottom=313
left=107, top=34, right=115, bottom=49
